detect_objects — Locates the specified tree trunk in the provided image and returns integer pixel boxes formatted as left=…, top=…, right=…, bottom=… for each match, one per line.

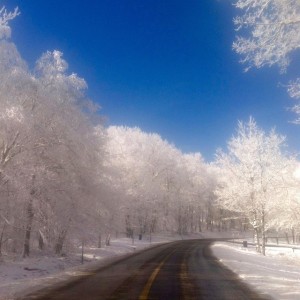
left=0, top=222, right=6, bottom=258
left=292, top=228, right=295, bottom=244
left=261, top=212, right=266, bottom=256
left=81, top=240, right=84, bottom=264
left=198, top=209, right=202, bottom=232
left=254, top=227, right=261, bottom=253
left=55, top=228, right=68, bottom=255
left=285, top=232, right=290, bottom=244
left=22, top=198, right=34, bottom=258
left=125, top=215, right=132, bottom=238
left=22, top=175, right=36, bottom=258
left=38, top=231, right=44, bottom=250
left=198, top=216, right=202, bottom=232
left=105, top=233, right=111, bottom=246
left=98, top=233, right=102, bottom=248
left=261, top=229, right=266, bottom=256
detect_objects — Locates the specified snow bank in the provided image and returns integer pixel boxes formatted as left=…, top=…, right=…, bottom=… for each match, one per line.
left=212, top=241, right=300, bottom=300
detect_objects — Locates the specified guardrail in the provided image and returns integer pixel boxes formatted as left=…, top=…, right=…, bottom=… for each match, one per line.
left=227, top=239, right=300, bottom=252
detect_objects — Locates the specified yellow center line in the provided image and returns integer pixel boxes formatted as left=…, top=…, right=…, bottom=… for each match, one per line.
left=180, top=258, right=193, bottom=300
left=180, top=244, right=198, bottom=300
left=139, top=249, right=176, bottom=300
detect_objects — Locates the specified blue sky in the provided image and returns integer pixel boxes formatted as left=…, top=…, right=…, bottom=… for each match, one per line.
left=4, top=0, right=300, bottom=161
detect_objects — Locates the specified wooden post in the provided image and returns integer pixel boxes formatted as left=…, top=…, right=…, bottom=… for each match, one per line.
left=98, top=233, right=101, bottom=248
left=132, top=230, right=134, bottom=245
left=81, top=240, right=84, bottom=264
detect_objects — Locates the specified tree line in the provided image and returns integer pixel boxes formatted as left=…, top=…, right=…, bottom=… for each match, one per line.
left=1, top=4, right=300, bottom=259
left=0, top=8, right=219, bottom=258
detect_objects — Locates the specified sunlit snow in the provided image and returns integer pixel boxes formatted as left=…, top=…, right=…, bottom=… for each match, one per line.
left=212, top=240, right=300, bottom=300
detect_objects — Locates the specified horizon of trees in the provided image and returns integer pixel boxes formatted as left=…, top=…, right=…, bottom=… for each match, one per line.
left=0, top=5, right=300, bottom=260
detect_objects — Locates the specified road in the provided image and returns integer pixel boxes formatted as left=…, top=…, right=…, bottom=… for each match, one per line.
left=21, top=239, right=271, bottom=300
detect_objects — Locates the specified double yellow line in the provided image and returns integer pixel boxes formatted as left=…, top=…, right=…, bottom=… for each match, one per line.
left=139, top=249, right=176, bottom=300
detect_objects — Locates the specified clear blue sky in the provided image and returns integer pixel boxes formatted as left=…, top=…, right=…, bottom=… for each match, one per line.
left=4, top=0, right=300, bottom=161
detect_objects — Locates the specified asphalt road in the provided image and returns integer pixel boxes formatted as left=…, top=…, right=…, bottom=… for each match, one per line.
left=21, top=239, right=271, bottom=300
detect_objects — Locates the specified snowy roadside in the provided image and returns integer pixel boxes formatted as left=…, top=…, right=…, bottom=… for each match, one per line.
left=212, top=241, right=300, bottom=300
left=4, top=232, right=298, bottom=300
left=0, top=233, right=201, bottom=300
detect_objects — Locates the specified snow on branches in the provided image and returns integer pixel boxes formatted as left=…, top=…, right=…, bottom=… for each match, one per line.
left=233, top=0, right=300, bottom=120
left=35, top=50, right=87, bottom=101
left=215, top=117, right=298, bottom=254
left=0, top=6, right=216, bottom=257
left=233, top=0, right=300, bottom=71
left=0, top=7, right=20, bottom=39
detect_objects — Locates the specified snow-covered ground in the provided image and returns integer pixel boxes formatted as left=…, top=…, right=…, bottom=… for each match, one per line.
left=212, top=241, right=300, bottom=300
left=0, top=233, right=198, bottom=300
left=1, top=232, right=300, bottom=300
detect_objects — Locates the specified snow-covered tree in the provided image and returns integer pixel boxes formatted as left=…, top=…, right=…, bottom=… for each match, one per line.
left=106, top=126, right=215, bottom=237
left=215, top=118, right=293, bottom=255
left=269, top=160, right=300, bottom=238
left=0, top=7, right=19, bottom=39
left=0, top=6, right=109, bottom=257
left=106, top=126, right=178, bottom=236
left=232, top=0, right=300, bottom=121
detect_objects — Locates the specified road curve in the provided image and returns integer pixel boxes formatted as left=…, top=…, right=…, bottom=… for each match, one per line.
left=20, top=239, right=271, bottom=300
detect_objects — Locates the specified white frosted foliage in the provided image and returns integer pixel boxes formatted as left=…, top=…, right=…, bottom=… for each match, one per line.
left=233, top=0, right=300, bottom=120
left=0, top=7, right=19, bottom=39
left=215, top=117, right=299, bottom=254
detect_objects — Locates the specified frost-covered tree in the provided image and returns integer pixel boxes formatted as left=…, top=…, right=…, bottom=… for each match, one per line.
left=0, top=6, right=108, bottom=257
left=215, top=118, right=293, bottom=255
left=171, top=153, right=217, bottom=234
left=106, top=126, right=215, bottom=237
left=106, top=126, right=179, bottom=236
left=232, top=0, right=300, bottom=121
left=0, top=6, right=35, bottom=257
left=269, top=160, right=300, bottom=239
left=0, top=7, right=19, bottom=39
